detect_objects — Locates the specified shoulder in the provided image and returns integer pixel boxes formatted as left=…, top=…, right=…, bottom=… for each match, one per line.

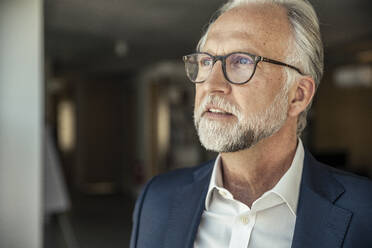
left=316, top=162, right=372, bottom=246
left=130, top=160, right=213, bottom=239
left=303, top=153, right=372, bottom=244
left=135, top=159, right=214, bottom=208
left=305, top=151, right=372, bottom=205
left=130, top=160, right=214, bottom=247
left=328, top=165, right=372, bottom=206
left=308, top=154, right=372, bottom=207
left=144, top=160, right=214, bottom=195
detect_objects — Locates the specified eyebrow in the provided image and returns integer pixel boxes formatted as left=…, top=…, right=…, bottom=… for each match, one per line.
left=208, top=30, right=253, bottom=40
left=201, top=46, right=262, bottom=58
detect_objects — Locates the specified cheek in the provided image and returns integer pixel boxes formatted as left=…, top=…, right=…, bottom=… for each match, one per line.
left=231, top=84, right=262, bottom=112
left=194, top=85, right=203, bottom=108
left=254, top=69, right=285, bottom=99
left=232, top=80, right=280, bottom=114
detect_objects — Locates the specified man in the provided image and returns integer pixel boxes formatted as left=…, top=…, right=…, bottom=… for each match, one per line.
left=130, top=0, right=372, bottom=247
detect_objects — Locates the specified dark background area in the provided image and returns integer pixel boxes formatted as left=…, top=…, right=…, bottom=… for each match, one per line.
left=43, top=0, right=372, bottom=247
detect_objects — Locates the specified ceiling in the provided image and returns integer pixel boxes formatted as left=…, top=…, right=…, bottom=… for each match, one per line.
left=44, top=0, right=372, bottom=76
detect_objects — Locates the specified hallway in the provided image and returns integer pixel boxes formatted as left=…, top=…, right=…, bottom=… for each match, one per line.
left=45, top=193, right=135, bottom=248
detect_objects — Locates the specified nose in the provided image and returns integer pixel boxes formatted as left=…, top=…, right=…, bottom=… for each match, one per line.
left=202, top=61, right=231, bottom=95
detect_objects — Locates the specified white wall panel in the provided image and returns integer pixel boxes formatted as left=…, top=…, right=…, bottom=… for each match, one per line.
left=0, top=1, right=43, bottom=247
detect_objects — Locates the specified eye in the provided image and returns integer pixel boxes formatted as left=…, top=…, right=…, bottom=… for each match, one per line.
left=228, top=53, right=254, bottom=66
left=232, top=55, right=253, bottom=65
left=199, top=57, right=213, bottom=67
left=238, top=57, right=250, bottom=64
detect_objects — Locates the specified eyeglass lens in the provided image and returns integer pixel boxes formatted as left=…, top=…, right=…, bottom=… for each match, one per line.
left=184, top=53, right=256, bottom=84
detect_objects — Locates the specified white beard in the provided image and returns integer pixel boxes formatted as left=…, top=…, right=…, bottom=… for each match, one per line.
left=194, top=86, right=289, bottom=153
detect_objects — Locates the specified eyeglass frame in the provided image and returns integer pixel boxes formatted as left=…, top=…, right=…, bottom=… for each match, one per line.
left=182, top=51, right=304, bottom=85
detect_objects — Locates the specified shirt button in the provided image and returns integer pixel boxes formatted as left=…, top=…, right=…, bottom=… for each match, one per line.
left=241, top=216, right=249, bottom=225
left=218, top=189, right=228, bottom=198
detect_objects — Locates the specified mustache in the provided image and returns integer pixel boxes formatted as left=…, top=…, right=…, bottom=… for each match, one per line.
left=194, top=95, right=241, bottom=120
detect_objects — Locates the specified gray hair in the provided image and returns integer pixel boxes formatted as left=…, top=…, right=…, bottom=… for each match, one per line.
left=197, top=0, right=324, bottom=136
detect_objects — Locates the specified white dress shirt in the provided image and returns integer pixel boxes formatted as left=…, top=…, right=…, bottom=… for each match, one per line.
left=194, top=140, right=305, bottom=248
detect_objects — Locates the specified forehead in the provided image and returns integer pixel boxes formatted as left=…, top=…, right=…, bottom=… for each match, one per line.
left=203, top=3, right=292, bottom=59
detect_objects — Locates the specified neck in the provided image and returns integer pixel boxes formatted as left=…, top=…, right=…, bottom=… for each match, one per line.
left=220, top=124, right=298, bottom=207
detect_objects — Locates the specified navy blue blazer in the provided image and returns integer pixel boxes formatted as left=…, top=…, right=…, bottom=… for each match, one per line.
left=130, top=151, right=372, bottom=248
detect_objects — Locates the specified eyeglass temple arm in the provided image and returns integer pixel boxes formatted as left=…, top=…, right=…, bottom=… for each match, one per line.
left=260, top=57, right=304, bottom=75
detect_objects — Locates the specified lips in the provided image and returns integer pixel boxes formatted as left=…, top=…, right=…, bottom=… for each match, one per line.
left=195, top=95, right=239, bottom=121
left=204, top=106, right=233, bottom=116
left=208, top=108, right=231, bottom=114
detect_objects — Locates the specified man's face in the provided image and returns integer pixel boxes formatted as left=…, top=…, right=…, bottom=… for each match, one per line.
left=194, top=4, right=293, bottom=153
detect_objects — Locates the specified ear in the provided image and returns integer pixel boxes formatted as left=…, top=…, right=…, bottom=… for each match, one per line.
left=287, top=76, right=316, bottom=117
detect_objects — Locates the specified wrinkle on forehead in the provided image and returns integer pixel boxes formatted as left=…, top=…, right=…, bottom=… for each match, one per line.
left=207, top=30, right=253, bottom=43
left=205, top=3, right=292, bottom=60
left=203, top=33, right=261, bottom=56
left=203, top=31, right=255, bottom=54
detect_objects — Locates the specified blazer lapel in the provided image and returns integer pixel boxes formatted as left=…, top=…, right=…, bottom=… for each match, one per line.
left=164, top=161, right=213, bottom=248
left=291, top=151, right=352, bottom=248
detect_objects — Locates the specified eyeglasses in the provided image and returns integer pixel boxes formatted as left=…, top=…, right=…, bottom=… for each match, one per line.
left=182, top=52, right=304, bottom=85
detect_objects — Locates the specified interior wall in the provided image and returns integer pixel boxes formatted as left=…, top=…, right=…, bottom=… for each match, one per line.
left=136, top=61, right=211, bottom=187
left=76, top=80, right=127, bottom=194
left=313, top=74, right=372, bottom=175
left=0, top=1, right=43, bottom=247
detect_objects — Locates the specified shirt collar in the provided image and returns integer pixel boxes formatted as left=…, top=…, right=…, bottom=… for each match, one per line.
left=205, top=155, right=223, bottom=210
left=204, top=139, right=305, bottom=216
left=270, top=139, right=304, bottom=216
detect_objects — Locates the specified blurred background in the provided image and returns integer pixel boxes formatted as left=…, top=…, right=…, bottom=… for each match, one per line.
left=0, top=0, right=371, bottom=247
